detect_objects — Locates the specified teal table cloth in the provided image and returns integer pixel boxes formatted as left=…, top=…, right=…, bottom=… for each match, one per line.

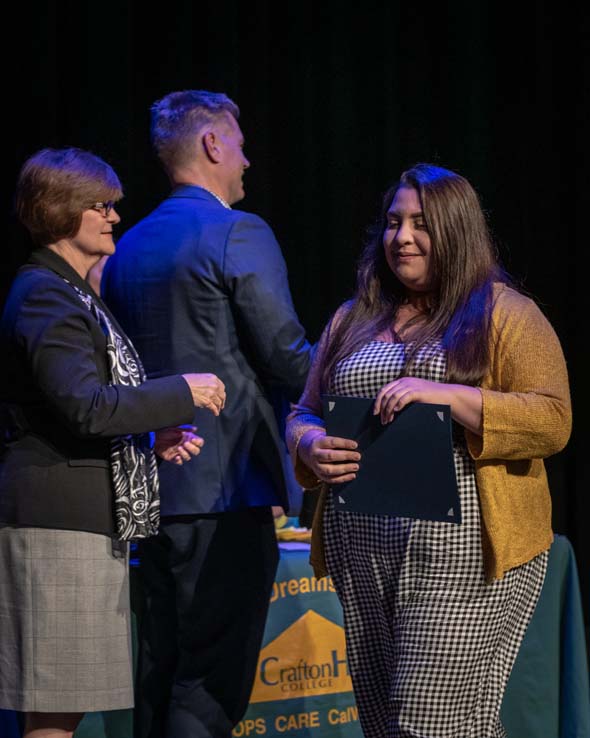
left=1, top=535, right=588, bottom=737
left=501, top=534, right=590, bottom=737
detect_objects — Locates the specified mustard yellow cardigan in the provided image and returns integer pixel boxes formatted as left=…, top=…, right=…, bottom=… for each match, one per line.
left=286, top=285, right=572, bottom=581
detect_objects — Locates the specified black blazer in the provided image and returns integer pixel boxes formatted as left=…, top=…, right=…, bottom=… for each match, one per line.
left=0, top=249, right=194, bottom=535
left=102, top=186, right=313, bottom=514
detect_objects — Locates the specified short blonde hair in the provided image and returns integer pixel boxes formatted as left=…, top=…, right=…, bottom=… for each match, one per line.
left=151, top=89, right=240, bottom=172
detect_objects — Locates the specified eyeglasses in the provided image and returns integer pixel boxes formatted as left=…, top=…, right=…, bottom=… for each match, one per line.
left=89, top=201, right=116, bottom=217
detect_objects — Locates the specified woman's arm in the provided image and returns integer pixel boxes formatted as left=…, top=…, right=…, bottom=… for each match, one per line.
left=286, top=305, right=360, bottom=486
left=374, top=290, right=571, bottom=460
left=465, top=291, right=572, bottom=461
left=374, top=379, right=483, bottom=434
left=14, top=279, right=196, bottom=437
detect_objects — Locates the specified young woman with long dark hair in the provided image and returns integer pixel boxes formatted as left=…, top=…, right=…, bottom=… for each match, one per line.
left=287, top=164, right=571, bottom=737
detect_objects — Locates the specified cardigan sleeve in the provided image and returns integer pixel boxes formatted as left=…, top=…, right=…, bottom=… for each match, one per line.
left=286, top=306, right=350, bottom=488
left=465, top=288, right=572, bottom=461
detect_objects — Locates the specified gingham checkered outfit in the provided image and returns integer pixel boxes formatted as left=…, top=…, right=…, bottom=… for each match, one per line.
left=324, top=340, right=548, bottom=738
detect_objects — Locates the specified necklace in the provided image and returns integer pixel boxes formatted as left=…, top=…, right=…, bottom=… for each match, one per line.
left=198, top=186, right=231, bottom=210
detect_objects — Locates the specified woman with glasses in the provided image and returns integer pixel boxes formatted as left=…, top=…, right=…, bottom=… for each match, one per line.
left=0, top=147, right=226, bottom=738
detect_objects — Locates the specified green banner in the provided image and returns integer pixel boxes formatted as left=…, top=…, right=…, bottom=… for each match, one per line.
left=234, top=546, right=363, bottom=738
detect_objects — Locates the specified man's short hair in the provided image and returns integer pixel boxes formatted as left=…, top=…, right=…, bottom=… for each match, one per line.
left=15, top=147, right=122, bottom=246
left=151, top=90, right=240, bottom=172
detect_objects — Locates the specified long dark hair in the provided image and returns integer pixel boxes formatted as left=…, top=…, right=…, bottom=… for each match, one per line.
left=322, top=164, right=508, bottom=388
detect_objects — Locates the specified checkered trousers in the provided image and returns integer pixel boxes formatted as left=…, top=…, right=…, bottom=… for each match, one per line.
left=324, top=340, right=548, bottom=738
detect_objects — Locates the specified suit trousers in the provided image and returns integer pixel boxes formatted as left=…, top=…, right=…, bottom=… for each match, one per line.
left=133, top=507, right=278, bottom=738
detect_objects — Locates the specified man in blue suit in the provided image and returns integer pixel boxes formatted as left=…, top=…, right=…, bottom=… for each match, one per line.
left=102, top=90, right=313, bottom=738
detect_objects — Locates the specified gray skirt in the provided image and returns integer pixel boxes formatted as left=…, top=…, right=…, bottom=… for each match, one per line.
left=0, top=526, right=133, bottom=713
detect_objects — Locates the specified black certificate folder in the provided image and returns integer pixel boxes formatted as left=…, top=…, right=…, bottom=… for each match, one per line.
left=322, top=396, right=461, bottom=523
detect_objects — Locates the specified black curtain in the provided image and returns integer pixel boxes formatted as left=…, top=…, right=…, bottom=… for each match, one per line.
left=4, top=1, right=589, bottom=624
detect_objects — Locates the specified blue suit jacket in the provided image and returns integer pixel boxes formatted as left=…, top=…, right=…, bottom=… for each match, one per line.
left=102, top=186, right=312, bottom=515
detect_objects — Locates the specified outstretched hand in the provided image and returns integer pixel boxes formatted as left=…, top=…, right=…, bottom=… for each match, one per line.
left=182, top=373, right=226, bottom=415
left=155, top=425, right=204, bottom=465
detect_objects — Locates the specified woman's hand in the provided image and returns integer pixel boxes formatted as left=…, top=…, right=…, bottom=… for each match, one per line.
left=374, top=377, right=483, bottom=433
left=155, top=425, right=204, bottom=465
left=298, top=429, right=361, bottom=484
left=181, top=373, right=226, bottom=416
left=374, top=378, right=448, bottom=423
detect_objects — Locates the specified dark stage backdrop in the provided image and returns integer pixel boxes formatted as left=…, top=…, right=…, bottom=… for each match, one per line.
left=3, top=2, right=589, bottom=628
